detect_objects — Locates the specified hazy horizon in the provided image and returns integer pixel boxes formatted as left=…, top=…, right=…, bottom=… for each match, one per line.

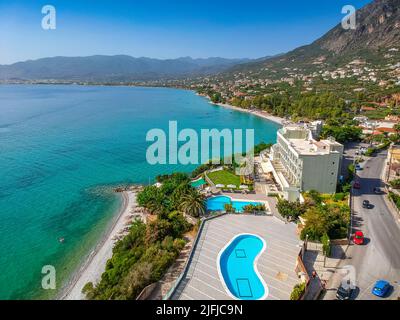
left=0, top=0, right=372, bottom=65
left=0, top=54, right=256, bottom=66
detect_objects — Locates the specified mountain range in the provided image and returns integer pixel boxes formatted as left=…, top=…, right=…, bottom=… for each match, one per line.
left=0, top=56, right=250, bottom=82
left=1, top=0, right=399, bottom=83
left=222, top=0, right=400, bottom=78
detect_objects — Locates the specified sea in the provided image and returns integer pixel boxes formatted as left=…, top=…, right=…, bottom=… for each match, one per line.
left=0, top=84, right=281, bottom=299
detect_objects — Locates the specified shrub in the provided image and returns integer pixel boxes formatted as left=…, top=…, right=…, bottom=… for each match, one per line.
left=390, top=179, right=400, bottom=189
left=321, top=125, right=362, bottom=143
left=307, top=190, right=322, bottom=204
left=84, top=218, right=190, bottom=300
left=333, top=193, right=346, bottom=202
left=341, top=183, right=352, bottom=194
left=365, top=148, right=375, bottom=157
left=300, top=208, right=328, bottom=241
left=347, top=164, right=355, bottom=181
left=277, top=200, right=307, bottom=220
left=224, top=203, right=235, bottom=213
left=300, top=204, right=349, bottom=241
left=82, top=282, right=95, bottom=299
left=321, top=233, right=331, bottom=257
left=191, top=162, right=214, bottom=178
left=242, top=204, right=266, bottom=213
left=290, top=282, right=307, bottom=300
left=389, top=192, right=400, bottom=210
left=253, top=142, right=273, bottom=155
left=145, top=219, right=174, bottom=245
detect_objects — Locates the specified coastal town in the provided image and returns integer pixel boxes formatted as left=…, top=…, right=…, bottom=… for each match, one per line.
left=59, top=98, right=400, bottom=301
left=2, top=0, right=400, bottom=309
left=55, top=10, right=400, bottom=303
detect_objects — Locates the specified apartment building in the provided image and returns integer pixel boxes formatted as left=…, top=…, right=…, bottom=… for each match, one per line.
left=264, top=125, right=343, bottom=201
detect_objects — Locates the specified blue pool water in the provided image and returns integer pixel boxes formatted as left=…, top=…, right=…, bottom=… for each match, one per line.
left=190, top=178, right=207, bottom=188
left=206, top=196, right=262, bottom=212
left=218, top=234, right=268, bottom=300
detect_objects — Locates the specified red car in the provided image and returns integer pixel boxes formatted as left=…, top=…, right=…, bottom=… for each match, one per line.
left=353, top=231, right=364, bottom=245
left=353, top=181, right=361, bottom=189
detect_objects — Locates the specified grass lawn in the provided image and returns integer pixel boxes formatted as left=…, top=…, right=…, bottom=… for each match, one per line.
left=207, top=170, right=241, bottom=188
left=303, top=192, right=349, bottom=206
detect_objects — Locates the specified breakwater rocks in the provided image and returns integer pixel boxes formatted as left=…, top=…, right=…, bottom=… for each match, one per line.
left=113, top=185, right=144, bottom=193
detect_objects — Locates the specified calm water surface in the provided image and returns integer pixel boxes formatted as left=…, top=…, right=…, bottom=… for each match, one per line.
left=0, top=85, right=280, bottom=299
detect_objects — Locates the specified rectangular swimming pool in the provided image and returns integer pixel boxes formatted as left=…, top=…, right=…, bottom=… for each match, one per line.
left=206, top=196, right=262, bottom=213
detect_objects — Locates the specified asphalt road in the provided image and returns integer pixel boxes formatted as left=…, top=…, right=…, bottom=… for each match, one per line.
left=325, top=150, right=400, bottom=300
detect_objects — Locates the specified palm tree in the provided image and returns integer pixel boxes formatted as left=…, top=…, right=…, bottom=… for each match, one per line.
left=179, top=190, right=206, bottom=218
left=147, top=195, right=165, bottom=216
left=224, top=203, right=235, bottom=213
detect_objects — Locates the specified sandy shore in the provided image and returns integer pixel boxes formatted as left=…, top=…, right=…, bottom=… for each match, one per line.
left=58, top=97, right=282, bottom=301
left=60, top=190, right=139, bottom=300
left=212, top=102, right=286, bottom=125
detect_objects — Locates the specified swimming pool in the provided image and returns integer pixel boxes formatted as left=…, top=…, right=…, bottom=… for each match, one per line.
left=218, top=234, right=268, bottom=300
left=206, top=196, right=262, bottom=213
left=190, top=178, right=207, bottom=188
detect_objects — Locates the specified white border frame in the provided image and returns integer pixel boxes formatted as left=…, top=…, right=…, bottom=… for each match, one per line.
left=216, top=233, right=269, bottom=300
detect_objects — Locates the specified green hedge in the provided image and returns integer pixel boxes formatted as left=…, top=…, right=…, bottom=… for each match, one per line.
left=389, top=179, right=400, bottom=189
left=290, top=282, right=307, bottom=300
left=389, top=192, right=400, bottom=210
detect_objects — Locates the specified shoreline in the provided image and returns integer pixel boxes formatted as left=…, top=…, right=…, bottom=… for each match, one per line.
left=208, top=100, right=286, bottom=126
left=56, top=92, right=282, bottom=301
left=59, top=190, right=139, bottom=300
left=3, top=83, right=285, bottom=126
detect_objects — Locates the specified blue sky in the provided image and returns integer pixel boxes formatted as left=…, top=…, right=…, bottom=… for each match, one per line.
left=0, top=0, right=372, bottom=64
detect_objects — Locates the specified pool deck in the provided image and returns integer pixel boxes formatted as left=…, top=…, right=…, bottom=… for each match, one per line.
left=171, top=214, right=301, bottom=300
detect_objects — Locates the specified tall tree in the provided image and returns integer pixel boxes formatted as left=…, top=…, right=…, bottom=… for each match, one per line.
left=179, top=190, right=206, bottom=218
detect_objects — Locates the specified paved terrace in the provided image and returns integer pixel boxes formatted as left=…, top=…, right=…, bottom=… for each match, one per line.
left=172, top=214, right=300, bottom=300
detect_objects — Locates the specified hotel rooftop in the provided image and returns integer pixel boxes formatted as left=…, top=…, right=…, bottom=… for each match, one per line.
left=279, top=125, right=343, bottom=156
left=261, top=123, right=344, bottom=200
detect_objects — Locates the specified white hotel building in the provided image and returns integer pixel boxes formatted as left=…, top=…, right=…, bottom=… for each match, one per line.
left=261, top=124, right=344, bottom=201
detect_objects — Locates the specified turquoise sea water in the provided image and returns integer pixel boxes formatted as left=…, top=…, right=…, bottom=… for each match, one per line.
left=0, top=85, right=280, bottom=299
left=219, top=234, right=267, bottom=300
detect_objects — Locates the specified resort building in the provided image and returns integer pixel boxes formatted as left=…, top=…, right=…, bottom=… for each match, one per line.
left=261, top=125, right=344, bottom=201
left=308, top=120, right=324, bottom=139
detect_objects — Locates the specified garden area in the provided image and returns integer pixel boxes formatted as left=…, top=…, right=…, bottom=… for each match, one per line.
left=277, top=190, right=350, bottom=242
left=207, top=169, right=241, bottom=188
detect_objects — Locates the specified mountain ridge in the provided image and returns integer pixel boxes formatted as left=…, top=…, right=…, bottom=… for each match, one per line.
left=0, top=55, right=252, bottom=82
left=219, top=0, right=400, bottom=78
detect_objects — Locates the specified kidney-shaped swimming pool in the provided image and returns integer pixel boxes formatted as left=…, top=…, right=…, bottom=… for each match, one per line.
left=217, top=234, right=269, bottom=300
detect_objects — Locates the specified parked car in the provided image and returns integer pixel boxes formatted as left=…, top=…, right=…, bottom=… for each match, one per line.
left=353, top=181, right=361, bottom=189
left=355, top=164, right=362, bottom=171
left=362, top=200, right=372, bottom=209
left=374, top=187, right=382, bottom=194
left=372, top=280, right=391, bottom=297
left=336, top=284, right=354, bottom=300
left=353, top=231, right=365, bottom=245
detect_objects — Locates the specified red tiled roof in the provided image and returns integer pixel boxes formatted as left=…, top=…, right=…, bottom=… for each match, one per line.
left=361, top=106, right=377, bottom=111
left=377, top=127, right=396, bottom=133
